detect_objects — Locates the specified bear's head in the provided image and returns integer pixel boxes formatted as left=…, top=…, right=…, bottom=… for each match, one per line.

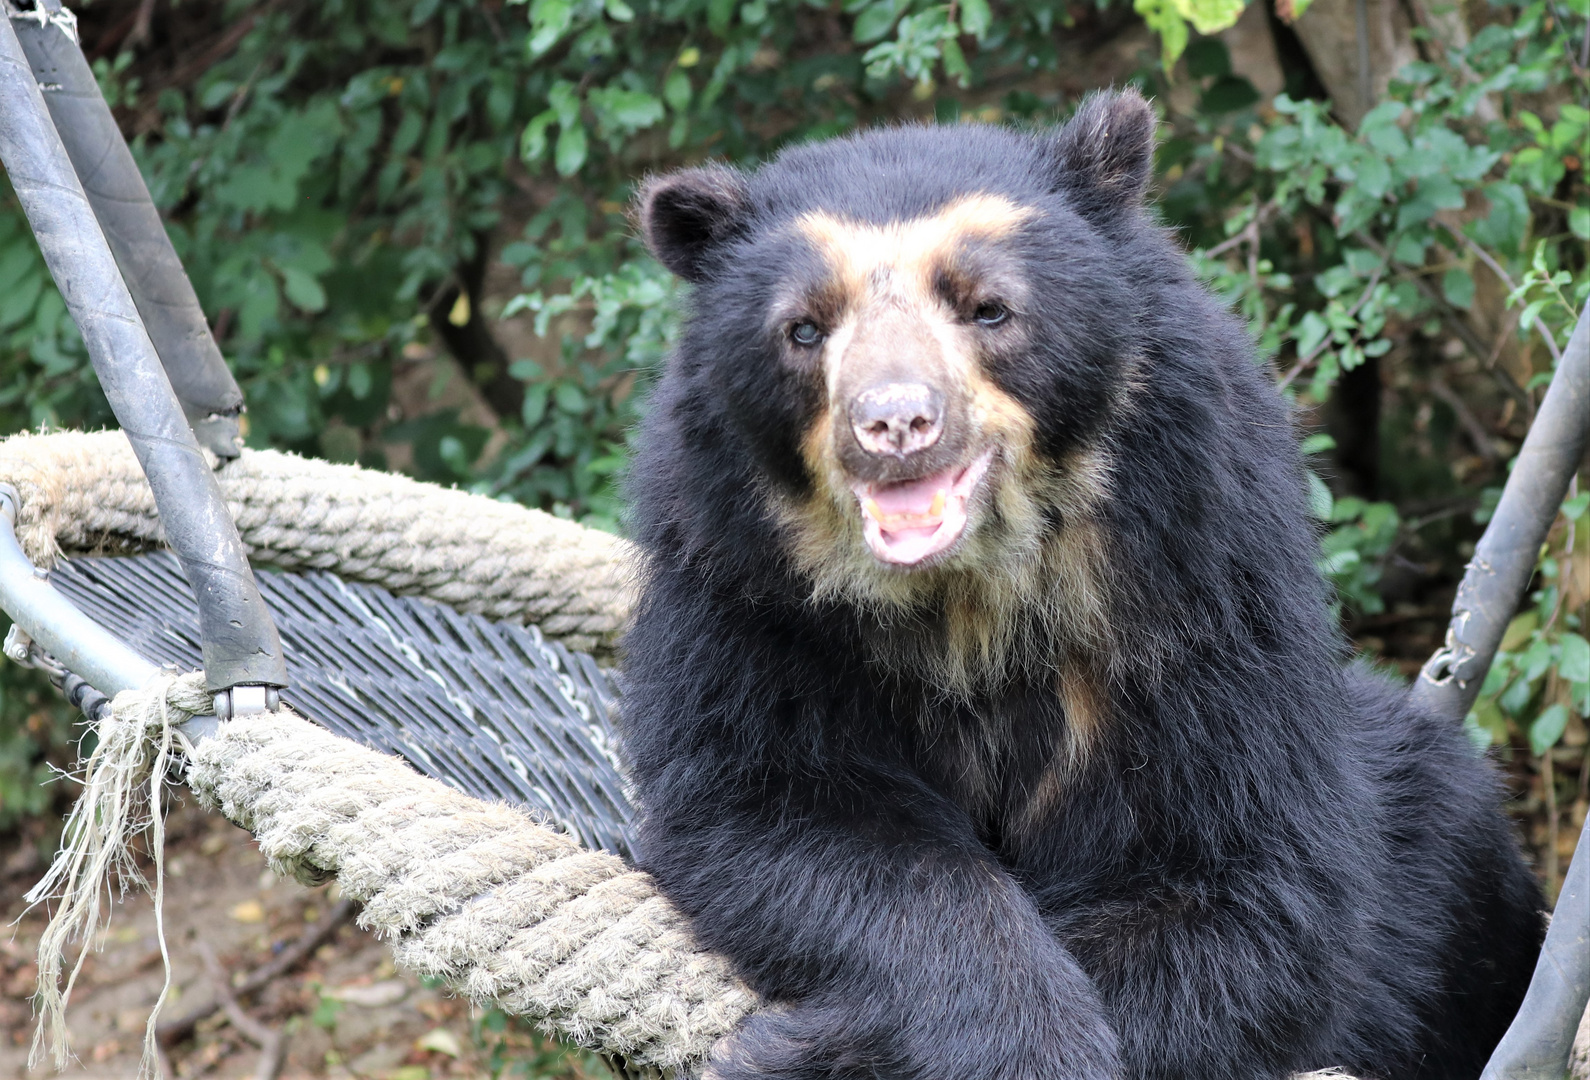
left=637, top=91, right=1160, bottom=676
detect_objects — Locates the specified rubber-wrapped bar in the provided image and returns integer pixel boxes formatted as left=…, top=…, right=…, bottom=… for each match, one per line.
left=1412, top=311, right=1590, bottom=721
left=0, top=13, right=286, bottom=691
left=1478, top=821, right=1589, bottom=1080
left=10, top=0, right=243, bottom=460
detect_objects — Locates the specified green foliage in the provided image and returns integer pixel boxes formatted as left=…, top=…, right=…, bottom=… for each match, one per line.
left=1466, top=488, right=1590, bottom=754
left=494, top=260, right=678, bottom=527
left=1208, top=1, right=1587, bottom=397
left=0, top=666, right=75, bottom=833
left=1136, top=0, right=1248, bottom=68
left=1172, top=9, right=1586, bottom=771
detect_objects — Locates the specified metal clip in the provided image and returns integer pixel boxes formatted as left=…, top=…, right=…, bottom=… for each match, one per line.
left=211, top=684, right=281, bottom=721
left=3, top=623, right=34, bottom=665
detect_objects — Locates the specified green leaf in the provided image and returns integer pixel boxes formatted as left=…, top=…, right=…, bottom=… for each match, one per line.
left=1529, top=703, right=1569, bottom=755
left=1418, top=174, right=1465, bottom=210
left=1307, top=470, right=1334, bottom=520
left=1570, top=204, right=1590, bottom=241
left=1521, top=638, right=1556, bottom=683
left=1172, top=0, right=1245, bottom=34
left=959, top=0, right=992, bottom=37
left=664, top=69, right=693, bottom=112
left=555, top=123, right=588, bottom=176
left=279, top=266, right=327, bottom=313
left=1201, top=75, right=1259, bottom=113
left=1299, top=433, right=1337, bottom=455
left=853, top=1, right=898, bottom=43
left=1560, top=633, right=1590, bottom=684
left=589, top=88, right=665, bottom=134
left=1184, top=39, right=1231, bottom=78
left=1135, top=0, right=1189, bottom=66
left=528, top=0, right=573, bottom=55
left=522, top=383, right=550, bottom=427
left=1563, top=492, right=1590, bottom=521
left=0, top=273, right=43, bottom=331
left=1294, top=310, right=1329, bottom=358
left=554, top=381, right=588, bottom=413
left=520, top=111, right=556, bottom=164
left=1390, top=233, right=1424, bottom=266
left=941, top=39, right=971, bottom=86
left=548, top=81, right=582, bottom=126
left=1499, top=675, right=1534, bottom=716
left=707, top=0, right=736, bottom=35
left=604, top=0, right=636, bottom=20
left=1353, top=155, right=1392, bottom=199
left=1358, top=100, right=1406, bottom=132
left=1441, top=267, right=1474, bottom=310
left=1466, top=698, right=1508, bottom=748
left=1518, top=297, right=1549, bottom=331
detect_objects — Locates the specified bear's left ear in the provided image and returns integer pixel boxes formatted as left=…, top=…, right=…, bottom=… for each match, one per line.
left=1047, top=89, right=1157, bottom=224
left=637, top=166, right=751, bottom=283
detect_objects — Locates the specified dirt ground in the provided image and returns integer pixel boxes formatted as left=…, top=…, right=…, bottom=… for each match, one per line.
left=1, top=801, right=609, bottom=1080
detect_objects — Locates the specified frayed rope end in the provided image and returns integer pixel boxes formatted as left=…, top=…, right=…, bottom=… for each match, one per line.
left=23, top=670, right=211, bottom=1079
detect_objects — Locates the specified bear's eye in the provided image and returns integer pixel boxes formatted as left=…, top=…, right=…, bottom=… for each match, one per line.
left=790, top=321, right=825, bottom=347
left=973, top=302, right=1009, bottom=327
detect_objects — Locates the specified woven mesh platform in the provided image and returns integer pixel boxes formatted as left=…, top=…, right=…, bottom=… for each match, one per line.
left=49, top=551, right=638, bottom=858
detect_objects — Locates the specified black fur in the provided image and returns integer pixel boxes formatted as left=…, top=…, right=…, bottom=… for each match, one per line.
left=622, top=92, right=1544, bottom=1080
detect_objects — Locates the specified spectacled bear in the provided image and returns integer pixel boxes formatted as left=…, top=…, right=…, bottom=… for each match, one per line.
left=619, top=89, right=1545, bottom=1080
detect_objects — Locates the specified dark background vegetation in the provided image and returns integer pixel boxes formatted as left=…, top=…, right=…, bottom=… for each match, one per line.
left=0, top=0, right=1584, bottom=1073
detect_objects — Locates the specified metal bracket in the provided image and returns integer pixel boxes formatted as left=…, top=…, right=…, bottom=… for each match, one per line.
left=212, top=684, right=281, bottom=721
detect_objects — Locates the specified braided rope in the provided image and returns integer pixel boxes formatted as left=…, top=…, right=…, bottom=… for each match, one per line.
left=0, top=430, right=636, bottom=653
left=181, top=682, right=756, bottom=1074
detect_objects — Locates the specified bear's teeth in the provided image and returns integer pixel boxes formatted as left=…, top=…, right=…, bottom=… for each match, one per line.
left=930, top=492, right=945, bottom=517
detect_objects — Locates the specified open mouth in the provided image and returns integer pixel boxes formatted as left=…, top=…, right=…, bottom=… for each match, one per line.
left=850, top=449, right=994, bottom=566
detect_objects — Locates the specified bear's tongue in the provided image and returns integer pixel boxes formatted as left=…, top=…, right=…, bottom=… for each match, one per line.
left=853, top=452, right=991, bottom=566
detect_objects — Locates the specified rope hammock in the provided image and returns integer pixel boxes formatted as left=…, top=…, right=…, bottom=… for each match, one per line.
left=1, top=431, right=750, bottom=1078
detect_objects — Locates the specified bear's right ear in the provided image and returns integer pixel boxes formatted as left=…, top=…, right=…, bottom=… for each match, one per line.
left=1047, top=89, right=1157, bottom=225
left=637, top=166, right=751, bottom=283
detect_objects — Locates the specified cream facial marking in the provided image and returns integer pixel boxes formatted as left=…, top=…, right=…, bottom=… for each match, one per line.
left=771, top=194, right=1117, bottom=701
left=795, top=194, right=1036, bottom=308
left=788, top=195, right=1037, bottom=569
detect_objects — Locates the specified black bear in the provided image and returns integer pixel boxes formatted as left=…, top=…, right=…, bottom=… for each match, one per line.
left=620, top=90, right=1544, bottom=1080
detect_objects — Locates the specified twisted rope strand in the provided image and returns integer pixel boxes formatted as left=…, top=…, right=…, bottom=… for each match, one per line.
left=180, top=691, right=756, bottom=1072
left=0, top=430, right=636, bottom=653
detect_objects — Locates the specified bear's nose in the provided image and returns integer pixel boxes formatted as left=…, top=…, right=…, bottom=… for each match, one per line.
left=849, top=383, right=944, bottom=458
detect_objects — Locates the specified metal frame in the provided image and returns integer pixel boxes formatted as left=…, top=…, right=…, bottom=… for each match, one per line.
left=0, top=483, right=157, bottom=696
left=10, top=0, right=245, bottom=461
left=0, top=2, right=285, bottom=697
left=0, top=0, right=1583, bottom=1071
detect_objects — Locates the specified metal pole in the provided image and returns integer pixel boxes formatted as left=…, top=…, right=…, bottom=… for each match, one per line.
left=0, top=485, right=158, bottom=697
left=0, top=11, right=286, bottom=693
left=1412, top=311, right=1590, bottom=721
left=1478, top=822, right=1590, bottom=1080
left=8, top=0, right=244, bottom=460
